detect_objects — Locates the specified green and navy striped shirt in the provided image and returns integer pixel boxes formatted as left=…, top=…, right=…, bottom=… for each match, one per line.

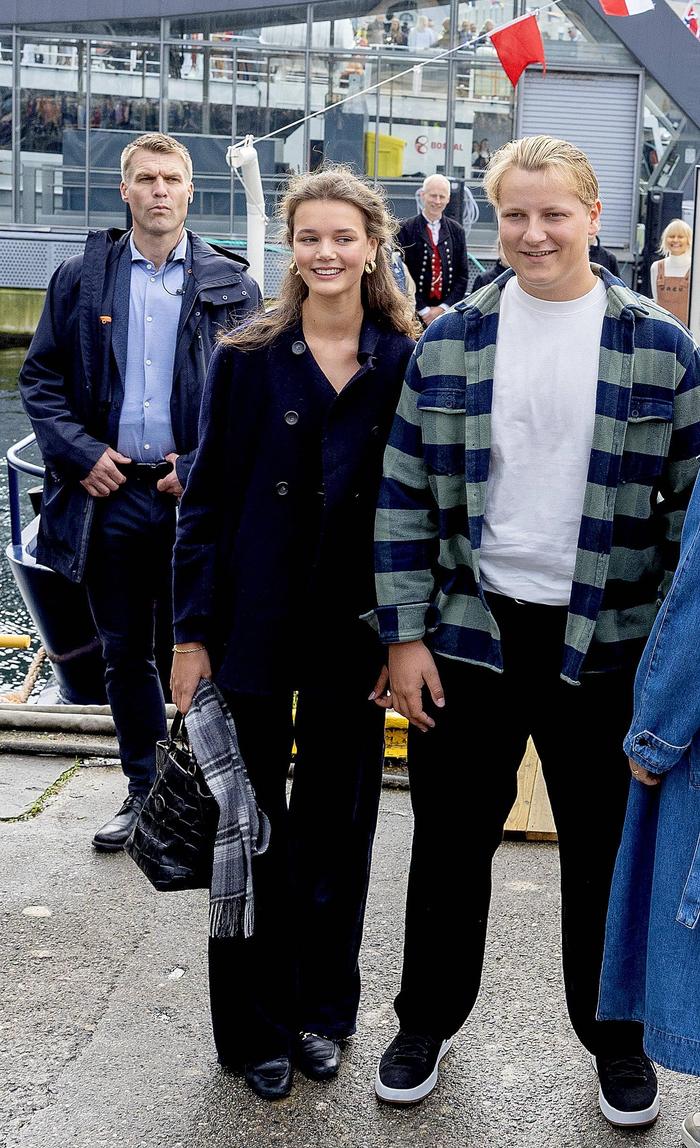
left=373, top=267, right=700, bottom=683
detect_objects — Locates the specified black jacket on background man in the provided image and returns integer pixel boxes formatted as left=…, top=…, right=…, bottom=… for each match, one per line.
left=397, top=213, right=470, bottom=313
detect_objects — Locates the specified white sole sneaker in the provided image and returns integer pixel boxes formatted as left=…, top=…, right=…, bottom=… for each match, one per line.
left=681, top=1112, right=700, bottom=1147
left=375, top=1037, right=453, bottom=1105
left=591, top=1055, right=660, bottom=1128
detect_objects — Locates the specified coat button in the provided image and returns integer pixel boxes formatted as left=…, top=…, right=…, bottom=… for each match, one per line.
left=292, top=340, right=306, bottom=355
left=631, top=408, right=639, bottom=418
left=222, top=294, right=228, bottom=301
left=276, top=481, right=289, bottom=496
left=371, top=425, right=380, bottom=436
left=241, top=290, right=247, bottom=296
left=284, top=410, right=299, bottom=425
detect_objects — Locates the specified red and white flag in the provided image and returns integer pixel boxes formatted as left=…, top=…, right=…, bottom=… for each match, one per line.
left=683, top=2, right=700, bottom=37
left=488, top=14, right=546, bottom=87
left=599, top=0, right=654, bottom=15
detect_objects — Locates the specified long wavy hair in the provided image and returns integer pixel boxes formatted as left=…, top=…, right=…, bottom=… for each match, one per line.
left=222, top=165, right=419, bottom=350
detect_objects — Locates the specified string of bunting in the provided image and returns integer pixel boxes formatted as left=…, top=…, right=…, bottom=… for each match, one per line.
left=237, top=0, right=658, bottom=150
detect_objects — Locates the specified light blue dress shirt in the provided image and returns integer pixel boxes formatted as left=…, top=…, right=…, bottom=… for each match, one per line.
left=117, top=232, right=187, bottom=462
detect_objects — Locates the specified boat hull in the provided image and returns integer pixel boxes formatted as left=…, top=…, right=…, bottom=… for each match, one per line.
left=6, top=517, right=107, bottom=705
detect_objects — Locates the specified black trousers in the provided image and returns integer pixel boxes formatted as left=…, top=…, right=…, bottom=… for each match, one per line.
left=85, top=482, right=176, bottom=794
left=396, top=593, right=644, bottom=1058
left=209, top=677, right=386, bottom=1065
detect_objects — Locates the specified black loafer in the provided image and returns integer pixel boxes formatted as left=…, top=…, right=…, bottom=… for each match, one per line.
left=92, top=794, right=145, bottom=852
left=244, top=1056, right=293, bottom=1100
left=296, top=1032, right=342, bottom=1081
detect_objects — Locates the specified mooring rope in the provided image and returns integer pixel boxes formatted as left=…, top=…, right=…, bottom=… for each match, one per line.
left=0, top=646, right=47, bottom=704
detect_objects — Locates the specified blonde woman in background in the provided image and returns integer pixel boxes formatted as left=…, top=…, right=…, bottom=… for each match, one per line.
left=651, top=218, right=692, bottom=325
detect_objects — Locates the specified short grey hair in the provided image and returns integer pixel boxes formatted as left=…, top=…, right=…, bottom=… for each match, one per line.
left=121, top=133, right=193, bottom=183
left=422, top=173, right=451, bottom=194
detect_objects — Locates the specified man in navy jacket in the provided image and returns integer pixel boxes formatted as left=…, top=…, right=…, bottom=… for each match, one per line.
left=20, top=132, right=260, bottom=850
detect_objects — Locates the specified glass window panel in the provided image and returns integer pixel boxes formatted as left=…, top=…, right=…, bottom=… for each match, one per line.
left=20, top=37, right=86, bottom=226
left=87, top=42, right=159, bottom=226
left=233, top=46, right=306, bottom=171
left=320, top=0, right=456, bottom=52
left=170, top=5, right=308, bottom=40
left=0, top=84, right=10, bottom=224
left=21, top=20, right=160, bottom=37
left=167, top=47, right=233, bottom=138
left=89, top=42, right=159, bottom=133
left=0, top=86, right=10, bottom=151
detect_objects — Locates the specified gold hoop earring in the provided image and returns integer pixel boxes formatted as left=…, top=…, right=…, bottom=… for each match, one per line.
left=289, top=259, right=301, bottom=276
left=364, top=260, right=376, bottom=275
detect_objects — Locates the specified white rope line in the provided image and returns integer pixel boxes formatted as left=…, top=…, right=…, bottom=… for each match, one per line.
left=235, top=2, right=559, bottom=149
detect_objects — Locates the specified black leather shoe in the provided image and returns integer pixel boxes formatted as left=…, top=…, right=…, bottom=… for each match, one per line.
left=92, top=794, right=145, bottom=852
left=295, top=1032, right=342, bottom=1081
left=244, top=1056, right=293, bottom=1100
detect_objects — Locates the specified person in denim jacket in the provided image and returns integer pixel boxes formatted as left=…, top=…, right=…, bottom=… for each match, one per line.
left=599, top=472, right=700, bottom=1144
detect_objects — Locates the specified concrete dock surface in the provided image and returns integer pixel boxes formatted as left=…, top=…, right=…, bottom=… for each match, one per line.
left=1, top=756, right=696, bottom=1148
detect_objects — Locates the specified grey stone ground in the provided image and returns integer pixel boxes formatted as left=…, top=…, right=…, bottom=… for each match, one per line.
left=1, top=759, right=696, bottom=1148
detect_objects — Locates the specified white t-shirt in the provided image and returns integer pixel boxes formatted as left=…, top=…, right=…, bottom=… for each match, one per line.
left=479, top=276, right=607, bottom=605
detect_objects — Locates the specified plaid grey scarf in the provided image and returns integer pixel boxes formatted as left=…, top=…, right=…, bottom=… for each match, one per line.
left=185, top=679, right=270, bottom=939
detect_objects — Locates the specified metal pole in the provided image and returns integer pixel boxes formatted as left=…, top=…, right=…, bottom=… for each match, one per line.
left=230, top=45, right=237, bottom=237
left=160, top=17, right=168, bottom=133
left=445, top=0, right=459, bottom=176
left=85, top=38, right=91, bottom=228
left=11, top=27, right=20, bottom=225
left=373, top=53, right=381, bottom=186
left=303, top=3, right=312, bottom=170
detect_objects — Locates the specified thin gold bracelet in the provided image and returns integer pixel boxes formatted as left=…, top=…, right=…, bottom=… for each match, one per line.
left=172, top=644, right=206, bottom=654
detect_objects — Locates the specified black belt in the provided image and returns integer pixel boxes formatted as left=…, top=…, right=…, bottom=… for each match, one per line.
left=117, top=461, right=173, bottom=484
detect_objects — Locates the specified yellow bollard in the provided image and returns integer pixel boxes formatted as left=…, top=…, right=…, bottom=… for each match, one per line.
left=0, top=635, right=31, bottom=649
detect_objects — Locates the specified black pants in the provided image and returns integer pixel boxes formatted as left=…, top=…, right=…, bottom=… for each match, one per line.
left=85, top=482, right=176, bottom=795
left=209, top=678, right=386, bottom=1065
left=396, top=593, right=643, bottom=1058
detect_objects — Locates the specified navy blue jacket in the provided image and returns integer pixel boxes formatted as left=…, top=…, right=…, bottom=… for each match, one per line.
left=173, top=319, right=415, bottom=694
left=19, top=228, right=261, bottom=582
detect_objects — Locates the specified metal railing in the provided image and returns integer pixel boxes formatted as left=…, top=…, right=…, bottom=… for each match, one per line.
left=7, top=432, right=42, bottom=556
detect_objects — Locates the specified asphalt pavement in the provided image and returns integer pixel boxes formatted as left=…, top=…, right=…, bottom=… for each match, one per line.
left=1, top=757, right=696, bottom=1148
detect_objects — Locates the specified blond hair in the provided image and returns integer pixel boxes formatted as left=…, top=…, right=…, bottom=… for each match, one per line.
left=223, top=165, right=420, bottom=350
left=120, top=133, right=193, bottom=182
left=659, top=218, right=692, bottom=257
left=483, top=135, right=599, bottom=210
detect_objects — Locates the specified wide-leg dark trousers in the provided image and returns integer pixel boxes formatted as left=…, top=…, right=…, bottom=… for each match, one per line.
left=395, top=593, right=644, bottom=1058
left=208, top=678, right=386, bottom=1065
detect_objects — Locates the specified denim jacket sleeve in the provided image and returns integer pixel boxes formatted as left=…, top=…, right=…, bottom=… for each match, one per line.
left=624, top=473, right=700, bottom=773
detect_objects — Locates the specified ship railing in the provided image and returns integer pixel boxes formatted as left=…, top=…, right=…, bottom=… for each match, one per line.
left=6, top=432, right=43, bottom=559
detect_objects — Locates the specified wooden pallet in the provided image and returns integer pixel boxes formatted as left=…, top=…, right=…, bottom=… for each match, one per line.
left=384, top=715, right=556, bottom=841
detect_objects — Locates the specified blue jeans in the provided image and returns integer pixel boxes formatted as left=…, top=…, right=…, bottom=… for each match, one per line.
left=85, top=482, right=176, bottom=794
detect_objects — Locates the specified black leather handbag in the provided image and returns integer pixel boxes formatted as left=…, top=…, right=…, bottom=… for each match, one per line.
left=124, top=711, right=219, bottom=891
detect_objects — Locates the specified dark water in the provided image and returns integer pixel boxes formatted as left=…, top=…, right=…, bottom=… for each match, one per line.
left=0, top=347, right=50, bottom=692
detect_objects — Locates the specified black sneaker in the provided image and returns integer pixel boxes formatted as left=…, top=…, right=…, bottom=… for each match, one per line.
left=375, top=1030, right=453, bottom=1104
left=593, top=1054, right=660, bottom=1127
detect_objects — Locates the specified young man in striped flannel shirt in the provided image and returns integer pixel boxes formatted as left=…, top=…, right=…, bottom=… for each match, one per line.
left=371, top=136, right=700, bottom=1126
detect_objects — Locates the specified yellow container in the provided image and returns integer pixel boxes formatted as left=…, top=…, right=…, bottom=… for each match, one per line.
left=365, top=132, right=406, bottom=178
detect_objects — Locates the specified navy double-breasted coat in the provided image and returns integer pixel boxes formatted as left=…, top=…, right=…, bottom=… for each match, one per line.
left=173, top=318, right=415, bottom=694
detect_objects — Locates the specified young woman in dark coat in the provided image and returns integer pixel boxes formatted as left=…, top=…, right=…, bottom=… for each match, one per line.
left=171, top=167, right=418, bottom=1101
